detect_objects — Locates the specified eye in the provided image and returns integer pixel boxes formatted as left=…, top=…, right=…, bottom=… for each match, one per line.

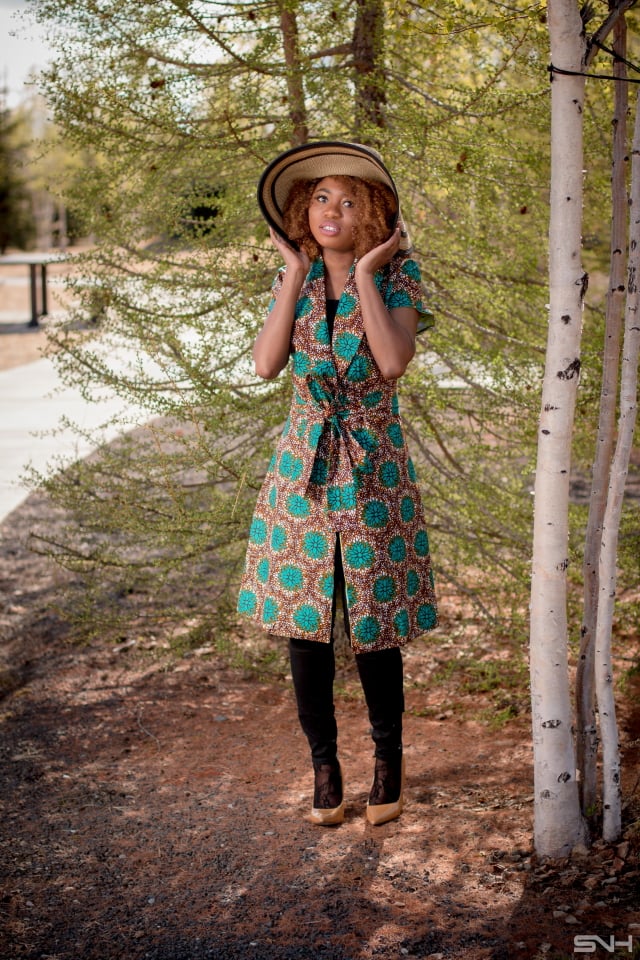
left=342, top=199, right=354, bottom=208
left=314, top=193, right=328, bottom=203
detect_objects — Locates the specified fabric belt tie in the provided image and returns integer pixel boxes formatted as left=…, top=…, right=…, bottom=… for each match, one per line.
left=290, top=391, right=393, bottom=496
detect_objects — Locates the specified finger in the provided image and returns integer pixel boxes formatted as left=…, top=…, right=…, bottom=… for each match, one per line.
left=384, top=226, right=401, bottom=247
left=385, top=228, right=401, bottom=253
left=270, top=227, right=289, bottom=246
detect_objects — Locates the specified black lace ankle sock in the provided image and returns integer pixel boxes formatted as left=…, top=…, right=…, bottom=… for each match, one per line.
left=368, top=756, right=402, bottom=805
left=313, top=761, right=343, bottom=809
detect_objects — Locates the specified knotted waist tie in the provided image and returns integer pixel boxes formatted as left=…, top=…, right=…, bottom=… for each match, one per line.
left=289, top=389, right=396, bottom=496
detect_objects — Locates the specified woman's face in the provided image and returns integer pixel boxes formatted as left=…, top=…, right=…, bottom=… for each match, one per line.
left=307, top=177, right=357, bottom=255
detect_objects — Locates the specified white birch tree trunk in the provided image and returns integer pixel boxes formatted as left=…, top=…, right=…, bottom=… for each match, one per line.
left=594, top=90, right=640, bottom=844
left=530, top=0, right=588, bottom=858
left=577, top=16, right=627, bottom=819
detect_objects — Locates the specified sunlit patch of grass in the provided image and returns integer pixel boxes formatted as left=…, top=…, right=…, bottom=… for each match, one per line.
left=423, top=651, right=529, bottom=724
left=476, top=703, right=520, bottom=728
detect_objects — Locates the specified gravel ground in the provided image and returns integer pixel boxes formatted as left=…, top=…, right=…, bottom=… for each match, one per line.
left=0, top=493, right=639, bottom=960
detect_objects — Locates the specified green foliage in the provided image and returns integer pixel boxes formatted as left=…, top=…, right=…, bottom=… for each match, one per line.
left=0, top=105, right=36, bottom=252
left=432, top=650, right=528, bottom=693
left=616, top=501, right=640, bottom=644
left=22, top=0, right=633, bottom=643
left=566, top=497, right=640, bottom=650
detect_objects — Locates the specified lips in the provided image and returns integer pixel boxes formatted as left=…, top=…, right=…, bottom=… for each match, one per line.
left=320, top=222, right=340, bottom=235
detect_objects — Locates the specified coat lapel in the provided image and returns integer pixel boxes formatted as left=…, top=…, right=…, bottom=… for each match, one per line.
left=295, top=259, right=367, bottom=384
left=331, top=267, right=365, bottom=375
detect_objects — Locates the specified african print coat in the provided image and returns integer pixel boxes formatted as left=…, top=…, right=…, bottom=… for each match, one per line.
left=237, top=252, right=437, bottom=654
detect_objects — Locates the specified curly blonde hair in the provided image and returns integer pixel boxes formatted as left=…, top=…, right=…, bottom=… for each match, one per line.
left=282, top=176, right=397, bottom=260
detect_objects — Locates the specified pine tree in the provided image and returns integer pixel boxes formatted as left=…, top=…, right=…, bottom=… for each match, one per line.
left=0, top=100, right=35, bottom=252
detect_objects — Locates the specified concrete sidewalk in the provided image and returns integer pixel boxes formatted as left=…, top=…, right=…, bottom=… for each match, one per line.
left=0, top=356, right=141, bottom=524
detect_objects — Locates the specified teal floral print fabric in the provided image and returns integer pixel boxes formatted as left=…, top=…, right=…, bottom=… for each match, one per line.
left=238, top=253, right=437, bottom=653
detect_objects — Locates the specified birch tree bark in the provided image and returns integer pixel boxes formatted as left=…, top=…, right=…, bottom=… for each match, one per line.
left=530, top=0, right=588, bottom=857
left=595, top=90, right=640, bottom=843
left=577, top=15, right=627, bottom=819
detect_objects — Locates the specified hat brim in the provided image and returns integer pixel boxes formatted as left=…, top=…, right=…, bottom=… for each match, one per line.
left=257, top=140, right=411, bottom=252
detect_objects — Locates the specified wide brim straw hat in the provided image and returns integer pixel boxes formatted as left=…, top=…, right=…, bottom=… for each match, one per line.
left=257, top=140, right=412, bottom=252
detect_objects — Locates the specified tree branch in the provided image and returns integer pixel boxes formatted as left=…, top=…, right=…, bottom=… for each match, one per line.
left=586, top=0, right=638, bottom=66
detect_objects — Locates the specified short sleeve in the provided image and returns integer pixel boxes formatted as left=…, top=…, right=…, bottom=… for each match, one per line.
left=382, top=255, right=435, bottom=334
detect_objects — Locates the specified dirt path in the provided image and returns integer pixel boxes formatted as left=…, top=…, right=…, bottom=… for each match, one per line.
left=1, top=490, right=639, bottom=960
left=1, top=323, right=639, bottom=959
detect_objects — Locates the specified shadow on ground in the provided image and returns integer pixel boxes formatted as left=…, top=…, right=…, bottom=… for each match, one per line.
left=0, top=497, right=639, bottom=960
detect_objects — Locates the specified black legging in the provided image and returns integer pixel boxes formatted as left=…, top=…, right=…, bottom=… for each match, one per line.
left=288, top=537, right=404, bottom=764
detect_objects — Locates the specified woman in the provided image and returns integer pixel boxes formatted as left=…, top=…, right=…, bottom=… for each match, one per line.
left=238, top=141, right=437, bottom=826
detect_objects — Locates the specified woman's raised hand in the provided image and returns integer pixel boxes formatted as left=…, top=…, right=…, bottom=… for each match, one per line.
left=270, top=228, right=310, bottom=277
left=355, top=226, right=401, bottom=279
